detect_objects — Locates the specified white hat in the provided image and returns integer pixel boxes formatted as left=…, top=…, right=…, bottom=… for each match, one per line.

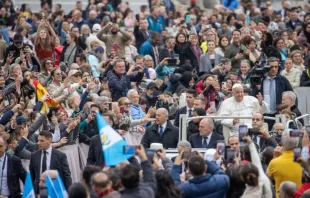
left=68, top=69, right=79, bottom=77
left=92, top=24, right=101, bottom=33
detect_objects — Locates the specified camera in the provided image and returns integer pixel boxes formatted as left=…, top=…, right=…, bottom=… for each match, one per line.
left=248, top=128, right=261, bottom=136
left=250, top=53, right=270, bottom=85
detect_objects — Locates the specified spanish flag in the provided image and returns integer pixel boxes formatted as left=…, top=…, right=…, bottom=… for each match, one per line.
left=33, top=80, right=65, bottom=114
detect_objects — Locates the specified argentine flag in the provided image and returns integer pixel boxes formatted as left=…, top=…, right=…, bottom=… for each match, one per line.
left=96, top=112, right=133, bottom=166
left=22, top=172, right=35, bottom=198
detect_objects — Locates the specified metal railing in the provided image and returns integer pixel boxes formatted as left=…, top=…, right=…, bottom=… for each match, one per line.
left=295, top=114, right=309, bottom=129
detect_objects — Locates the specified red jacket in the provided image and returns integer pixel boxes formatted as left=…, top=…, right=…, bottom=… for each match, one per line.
left=294, top=182, right=310, bottom=198
left=54, top=45, right=64, bottom=67
left=194, top=80, right=216, bottom=110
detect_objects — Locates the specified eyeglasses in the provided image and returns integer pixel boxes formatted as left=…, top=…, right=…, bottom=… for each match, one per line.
left=124, top=103, right=132, bottom=106
left=55, top=73, right=62, bottom=76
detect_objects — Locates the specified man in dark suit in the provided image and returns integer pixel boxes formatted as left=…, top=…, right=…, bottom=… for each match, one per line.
left=251, top=57, right=293, bottom=128
left=282, top=91, right=303, bottom=125
left=30, top=131, right=72, bottom=193
left=141, top=108, right=179, bottom=149
left=251, top=113, right=277, bottom=152
left=189, top=118, right=224, bottom=149
left=174, top=89, right=197, bottom=128
left=134, top=18, right=150, bottom=52
left=0, top=136, right=26, bottom=198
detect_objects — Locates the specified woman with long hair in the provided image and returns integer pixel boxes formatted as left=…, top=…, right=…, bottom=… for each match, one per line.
left=38, top=58, right=55, bottom=86
left=174, top=32, right=187, bottom=55
left=155, top=170, right=182, bottom=198
left=297, top=22, right=310, bottom=48
left=199, top=40, right=222, bottom=75
left=274, top=38, right=288, bottom=68
left=34, top=20, right=57, bottom=61
left=215, top=35, right=229, bottom=57
left=290, top=50, right=305, bottom=71
left=60, top=32, right=83, bottom=68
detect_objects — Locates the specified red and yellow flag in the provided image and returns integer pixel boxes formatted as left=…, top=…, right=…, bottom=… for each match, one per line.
left=33, top=80, right=66, bottom=114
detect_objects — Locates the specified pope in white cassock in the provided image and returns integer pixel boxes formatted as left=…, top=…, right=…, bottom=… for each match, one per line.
left=218, top=83, right=269, bottom=140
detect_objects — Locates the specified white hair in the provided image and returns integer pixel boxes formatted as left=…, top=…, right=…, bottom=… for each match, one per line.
left=281, top=131, right=298, bottom=151
left=282, top=91, right=296, bottom=102
left=127, top=89, right=138, bottom=98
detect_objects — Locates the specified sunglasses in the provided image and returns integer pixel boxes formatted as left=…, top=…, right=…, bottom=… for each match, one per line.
left=124, top=103, right=132, bottom=106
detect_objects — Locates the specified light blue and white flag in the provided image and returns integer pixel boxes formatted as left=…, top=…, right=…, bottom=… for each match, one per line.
left=96, top=112, right=133, bottom=166
left=45, top=174, right=59, bottom=198
left=22, top=172, right=35, bottom=198
left=54, top=173, right=68, bottom=198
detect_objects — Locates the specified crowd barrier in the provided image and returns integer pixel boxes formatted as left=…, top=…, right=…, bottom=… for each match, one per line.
left=294, top=87, right=310, bottom=125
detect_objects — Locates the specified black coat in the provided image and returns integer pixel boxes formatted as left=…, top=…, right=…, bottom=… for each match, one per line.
left=300, top=69, right=310, bottom=86
left=189, top=132, right=224, bottom=149
left=180, top=42, right=199, bottom=71
left=30, top=148, right=72, bottom=193
left=6, top=154, right=26, bottom=198
left=174, top=106, right=187, bottom=128
left=252, top=74, right=293, bottom=106
left=141, top=121, right=179, bottom=149
left=133, top=25, right=149, bottom=52
left=87, top=134, right=104, bottom=167
left=291, top=105, right=304, bottom=125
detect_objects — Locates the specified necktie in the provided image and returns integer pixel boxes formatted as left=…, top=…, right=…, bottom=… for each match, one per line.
left=269, top=79, right=276, bottom=111
left=153, top=46, right=159, bottom=66
left=42, top=151, right=47, bottom=173
left=159, top=126, right=164, bottom=137
left=188, top=109, right=193, bottom=117
left=202, top=137, right=208, bottom=148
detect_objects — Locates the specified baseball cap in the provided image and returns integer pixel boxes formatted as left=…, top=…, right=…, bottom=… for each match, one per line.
left=92, top=24, right=101, bottom=32
left=13, top=33, right=23, bottom=42
left=94, top=46, right=104, bottom=53
left=68, top=69, right=81, bottom=77
left=16, top=116, right=29, bottom=125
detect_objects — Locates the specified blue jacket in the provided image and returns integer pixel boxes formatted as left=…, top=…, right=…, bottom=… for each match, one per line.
left=107, top=70, right=144, bottom=101
left=171, top=160, right=230, bottom=198
left=155, top=63, right=175, bottom=92
left=140, top=40, right=153, bottom=56
left=147, top=15, right=166, bottom=33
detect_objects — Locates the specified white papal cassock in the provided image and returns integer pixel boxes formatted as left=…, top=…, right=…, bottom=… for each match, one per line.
left=217, top=95, right=269, bottom=137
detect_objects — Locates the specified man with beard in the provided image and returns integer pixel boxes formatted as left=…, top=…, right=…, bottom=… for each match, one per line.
left=80, top=104, right=102, bottom=143
left=140, top=31, right=161, bottom=66
left=97, top=22, right=131, bottom=58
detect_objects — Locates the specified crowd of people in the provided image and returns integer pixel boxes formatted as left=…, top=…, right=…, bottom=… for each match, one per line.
left=1, top=0, right=310, bottom=197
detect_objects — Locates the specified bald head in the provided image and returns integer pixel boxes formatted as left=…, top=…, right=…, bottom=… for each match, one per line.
left=91, top=172, right=111, bottom=194
left=39, top=170, right=58, bottom=188
left=199, top=118, right=214, bottom=137
left=273, top=123, right=285, bottom=135
left=279, top=181, right=297, bottom=198
left=155, top=108, right=168, bottom=125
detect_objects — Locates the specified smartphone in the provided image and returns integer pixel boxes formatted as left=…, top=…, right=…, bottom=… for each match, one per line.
left=167, top=59, right=177, bottom=66
left=185, top=15, right=191, bottom=23
left=290, top=130, right=303, bottom=138
left=217, top=141, right=225, bottom=155
left=120, top=106, right=125, bottom=115
left=226, top=148, right=236, bottom=164
left=146, top=149, right=155, bottom=162
left=293, top=147, right=301, bottom=162
left=123, top=145, right=138, bottom=155
left=239, top=49, right=244, bottom=54
left=222, top=82, right=227, bottom=87
left=239, top=125, right=248, bottom=145
left=9, top=51, right=14, bottom=56
left=39, top=187, right=48, bottom=198
left=108, top=103, right=112, bottom=111
left=245, top=16, right=250, bottom=25
left=174, top=54, right=179, bottom=60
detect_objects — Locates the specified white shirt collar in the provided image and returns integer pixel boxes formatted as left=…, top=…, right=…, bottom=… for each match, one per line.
left=266, top=75, right=276, bottom=80
left=43, top=146, right=53, bottom=154
left=202, top=132, right=212, bottom=139
left=0, top=153, right=6, bottom=161
left=160, top=122, right=167, bottom=129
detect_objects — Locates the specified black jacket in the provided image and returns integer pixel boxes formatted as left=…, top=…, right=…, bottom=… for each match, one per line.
left=291, top=104, right=304, bottom=125
left=300, top=69, right=310, bottom=86
left=6, top=154, right=26, bottom=198
left=30, top=148, right=72, bottom=193
left=180, top=42, right=199, bottom=71
left=252, top=74, right=293, bottom=106
left=189, top=132, right=224, bottom=149
left=133, top=25, right=149, bottom=52
left=141, top=121, right=179, bottom=149
left=187, top=121, right=199, bottom=140
left=252, top=135, right=278, bottom=152
left=174, top=106, right=187, bottom=128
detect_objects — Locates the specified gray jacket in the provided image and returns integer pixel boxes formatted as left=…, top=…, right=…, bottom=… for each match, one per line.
left=199, top=52, right=222, bottom=74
